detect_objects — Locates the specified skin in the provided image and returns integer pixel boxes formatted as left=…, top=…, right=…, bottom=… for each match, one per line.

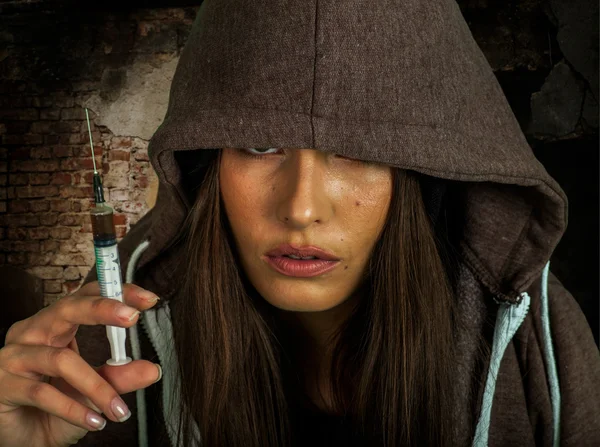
left=219, top=147, right=392, bottom=411
left=0, top=282, right=161, bottom=446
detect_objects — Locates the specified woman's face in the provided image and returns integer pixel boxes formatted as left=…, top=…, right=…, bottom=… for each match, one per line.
left=220, top=148, right=392, bottom=312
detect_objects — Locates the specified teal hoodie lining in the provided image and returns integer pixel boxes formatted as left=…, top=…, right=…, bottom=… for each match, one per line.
left=127, top=241, right=560, bottom=447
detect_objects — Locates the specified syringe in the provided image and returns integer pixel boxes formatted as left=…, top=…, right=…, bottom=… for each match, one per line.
left=85, top=108, right=132, bottom=366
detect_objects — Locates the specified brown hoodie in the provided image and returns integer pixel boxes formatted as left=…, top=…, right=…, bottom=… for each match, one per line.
left=74, top=0, right=600, bottom=446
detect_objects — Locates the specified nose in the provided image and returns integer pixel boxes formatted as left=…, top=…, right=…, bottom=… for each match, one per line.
left=275, top=150, right=333, bottom=229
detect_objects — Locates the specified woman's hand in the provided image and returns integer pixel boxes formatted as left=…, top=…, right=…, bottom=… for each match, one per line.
left=0, top=282, right=162, bottom=447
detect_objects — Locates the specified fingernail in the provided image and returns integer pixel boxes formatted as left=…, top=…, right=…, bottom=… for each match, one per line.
left=111, top=397, right=131, bottom=423
left=139, top=291, right=160, bottom=303
left=116, top=305, right=140, bottom=322
left=86, top=412, right=107, bottom=430
left=154, top=363, right=162, bottom=383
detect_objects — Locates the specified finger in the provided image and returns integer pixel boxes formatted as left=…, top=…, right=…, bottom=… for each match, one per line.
left=0, top=344, right=132, bottom=423
left=119, top=283, right=161, bottom=310
left=5, top=295, right=142, bottom=347
left=97, top=361, right=162, bottom=394
left=0, top=371, right=107, bottom=432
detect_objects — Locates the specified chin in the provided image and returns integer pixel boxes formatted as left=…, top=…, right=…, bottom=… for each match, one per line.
left=256, top=281, right=348, bottom=312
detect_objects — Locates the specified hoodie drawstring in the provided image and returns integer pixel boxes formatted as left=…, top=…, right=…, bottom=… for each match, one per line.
left=125, top=240, right=150, bottom=447
left=472, top=260, right=560, bottom=447
left=540, top=260, right=561, bottom=446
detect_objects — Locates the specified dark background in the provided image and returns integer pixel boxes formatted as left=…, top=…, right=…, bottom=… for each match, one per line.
left=0, top=0, right=598, bottom=346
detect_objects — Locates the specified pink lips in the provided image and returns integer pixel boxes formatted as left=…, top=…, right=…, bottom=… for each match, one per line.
left=264, top=243, right=341, bottom=278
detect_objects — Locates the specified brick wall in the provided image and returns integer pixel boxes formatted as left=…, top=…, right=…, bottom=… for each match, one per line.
left=0, top=107, right=156, bottom=303
left=0, top=5, right=198, bottom=305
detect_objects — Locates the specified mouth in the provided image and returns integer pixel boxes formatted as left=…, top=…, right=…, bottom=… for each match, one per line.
left=263, top=243, right=341, bottom=278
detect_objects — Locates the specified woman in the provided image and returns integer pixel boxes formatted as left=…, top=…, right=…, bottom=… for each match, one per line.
left=0, top=1, right=598, bottom=446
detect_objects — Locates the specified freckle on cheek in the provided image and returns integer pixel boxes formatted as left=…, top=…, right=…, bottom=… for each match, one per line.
left=344, top=265, right=348, bottom=270
left=355, top=201, right=361, bottom=206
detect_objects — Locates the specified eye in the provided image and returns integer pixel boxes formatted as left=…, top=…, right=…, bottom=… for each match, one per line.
left=237, top=147, right=281, bottom=159
left=335, top=153, right=368, bottom=165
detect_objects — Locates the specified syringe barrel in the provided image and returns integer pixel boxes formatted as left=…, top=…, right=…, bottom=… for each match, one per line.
left=90, top=204, right=116, bottom=246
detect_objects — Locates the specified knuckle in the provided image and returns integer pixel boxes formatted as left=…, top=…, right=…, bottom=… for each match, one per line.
left=5, top=321, right=25, bottom=344
left=90, top=297, right=107, bottom=314
left=28, top=381, right=50, bottom=402
left=49, top=347, right=74, bottom=368
left=62, top=398, right=80, bottom=421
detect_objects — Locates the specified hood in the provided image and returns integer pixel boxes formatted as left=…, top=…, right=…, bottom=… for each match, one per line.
left=137, top=0, right=568, bottom=305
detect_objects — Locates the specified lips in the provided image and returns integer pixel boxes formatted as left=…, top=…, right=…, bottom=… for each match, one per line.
left=265, top=244, right=341, bottom=261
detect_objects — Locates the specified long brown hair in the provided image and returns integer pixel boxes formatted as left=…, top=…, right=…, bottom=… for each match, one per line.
left=170, top=151, right=461, bottom=446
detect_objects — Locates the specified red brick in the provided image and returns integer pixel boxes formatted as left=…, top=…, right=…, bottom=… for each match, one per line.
left=0, top=187, right=5, bottom=200
left=49, top=199, right=71, bottom=212
left=7, top=227, right=27, bottom=240
left=15, top=185, right=59, bottom=199
left=0, top=149, right=6, bottom=159
left=9, top=147, right=30, bottom=159
left=6, top=187, right=15, bottom=199
left=29, top=173, right=51, bottom=185
left=30, top=147, right=52, bottom=159
left=5, top=214, right=39, bottom=226
left=0, top=227, right=4, bottom=239
left=73, top=199, right=94, bottom=212
left=112, top=213, right=127, bottom=225
left=7, top=252, right=27, bottom=265
left=29, top=227, right=49, bottom=240
left=52, top=146, right=73, bottom=158
left=79, top=222, right=93, bottom=233
left=0, top=201, right=5, bottom=213
left=60, top=157, right=100, bottom=171
left=51, top=173, right=72, bottom=185
left=133, top=175, right=149, bottom=189
left=31, top=201, right=50, bottom=213
left=115, top=226, right=127, bottom=238
left=16, top=159, right=60, bottom=172
left=2, top=134, right=44, bottom=145
left=0, top=175, right=5, bottom=186
left=57, top=214, right=82, bottom=226
left=74, top=145, right=103, bottom=158
left=110, top=136, right=133, bottom=148
left=29, top=253, right=52, bottom=266
left=59, top=186, right=93, bottom=199
left=40, top=109, right=61, bottom=120
left=7, top=200, right=29, bottom=213
left=29, top=266, right=63, bottom=279
left=0, top=162, right=6, bottom=173
left=8, top=174, right=28, bottom=185
left=39, top=213, right=58, bottom=226
left=49, top=227, right=72, bottom=239
left=79, top=172, right=94, bottom=185
left=108, top=150, right=130, bottom=161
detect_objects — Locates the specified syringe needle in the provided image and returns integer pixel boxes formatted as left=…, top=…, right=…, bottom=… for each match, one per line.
left=84, top=108, right=98, bottom=174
